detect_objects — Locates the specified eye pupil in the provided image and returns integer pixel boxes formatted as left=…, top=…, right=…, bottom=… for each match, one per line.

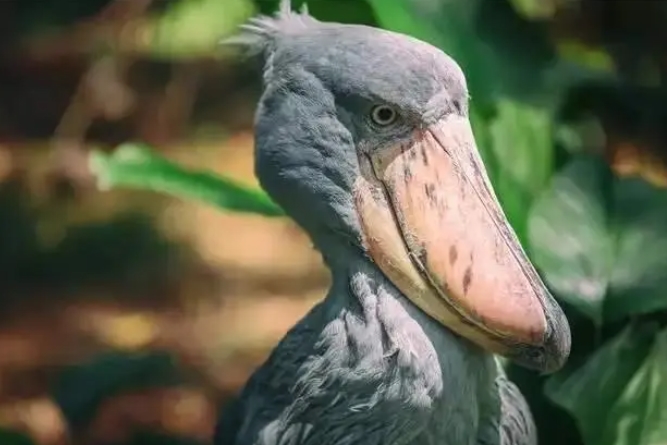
left=377, top=108, right=393, bottom=121
left=371, top=105, right=397, bottom=126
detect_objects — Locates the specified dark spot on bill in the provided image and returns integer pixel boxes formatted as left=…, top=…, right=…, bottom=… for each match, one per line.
left=449, top=245, right=458, bottom=265
left=463, top=265, right=473, bottom=295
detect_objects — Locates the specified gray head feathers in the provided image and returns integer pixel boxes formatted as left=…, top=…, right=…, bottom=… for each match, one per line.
left=222, top=0, right=316, bottom=57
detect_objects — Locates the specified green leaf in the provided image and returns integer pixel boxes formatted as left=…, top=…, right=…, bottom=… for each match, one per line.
left=527, top=156, right=667, bottom=323
left=527, top=157, right=611, bottom=322
left=488, top=99, right=554, bottom=241
left=606, top=179, right=667, bottom=319
left=53, top=351, right=184, bottom=431
left=490, top=100, right=553, bottom=195
left=90, top=144, right=284, bottom=217
left=545, top=324, right=667, bottom=445
left=602, top=328, right=667, bottom=445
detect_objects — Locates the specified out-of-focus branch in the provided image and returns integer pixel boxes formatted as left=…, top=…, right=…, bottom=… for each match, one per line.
left=52, top=56, right=134, bottom=188
left=140, top=62, right=202, bottom=146
left=50, top=0, right=154, bottom=192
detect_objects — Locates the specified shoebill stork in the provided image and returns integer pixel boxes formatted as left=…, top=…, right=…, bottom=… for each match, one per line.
left=216, top=2, right=571, bottom=444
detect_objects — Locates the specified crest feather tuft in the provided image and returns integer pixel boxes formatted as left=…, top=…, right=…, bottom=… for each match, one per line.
left=221, top=0, right=316, bottom=57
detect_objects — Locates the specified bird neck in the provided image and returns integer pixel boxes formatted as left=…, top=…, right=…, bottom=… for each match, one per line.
left=328, top=254, right=417, bottom=315
left=322, top=253, right=497, bottom=414
left=327, top=252, right=490, bottom=363
left=314, top=229, right=495, bottom=382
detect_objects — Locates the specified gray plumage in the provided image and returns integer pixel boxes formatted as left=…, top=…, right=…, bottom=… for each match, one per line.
left=215, top=2, right=543, bottom=444
left=217, top=263, right=536, bottom=445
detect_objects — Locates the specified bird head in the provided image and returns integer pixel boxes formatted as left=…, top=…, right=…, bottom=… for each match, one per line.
left=225, top=1, right=570, bottom=374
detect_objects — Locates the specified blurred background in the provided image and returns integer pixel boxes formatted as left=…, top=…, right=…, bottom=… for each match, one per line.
left=1, top=0, right=666, bottom=444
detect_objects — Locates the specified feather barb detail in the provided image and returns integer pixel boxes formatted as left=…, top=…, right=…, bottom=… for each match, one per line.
left=220, top=0, right=315, bottom=56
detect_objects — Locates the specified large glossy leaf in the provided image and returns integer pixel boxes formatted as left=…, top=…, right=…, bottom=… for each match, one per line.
left=527, top=157, right=611, bottom=322
left=90, top=144, right=284, bottom=217
left=490, top=100, right=553, bottom=195
left=488, top=99, right=554, bottom=241
left=606, top=178, right=667, bottom=319
left=544, top=324, right=657, bottom=445
left=528, top=156, right=667, bottom=323
left=601, top=328, right=667, bottom=445
left=545, top=324, right=667, bottom=445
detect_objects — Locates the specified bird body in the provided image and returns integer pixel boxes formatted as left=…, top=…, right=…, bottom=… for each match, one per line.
left=217, top=260, right=534, bottom=445
left=216, top=2, right=569, bottom=444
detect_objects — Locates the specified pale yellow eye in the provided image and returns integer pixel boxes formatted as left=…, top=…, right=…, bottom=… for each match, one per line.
left=370, top=105, right=398, bottom=126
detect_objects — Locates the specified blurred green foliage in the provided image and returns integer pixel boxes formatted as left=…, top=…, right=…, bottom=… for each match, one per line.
left=12, top=0, right=111, bottom=35
left=0, top=429, right=35, bottom=445
left=544, top=323, right=667, bottom=445
left=90, top=144, right=283, bottom=216
left=0, top=181, right=178, bottom=298
left=529, top=156, right=667, bottom=324
left=147, top=0, right=254, bottom=59
left=527, top=157, right=667, bottom=445
left=54, top=351, right=184, bottom=431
